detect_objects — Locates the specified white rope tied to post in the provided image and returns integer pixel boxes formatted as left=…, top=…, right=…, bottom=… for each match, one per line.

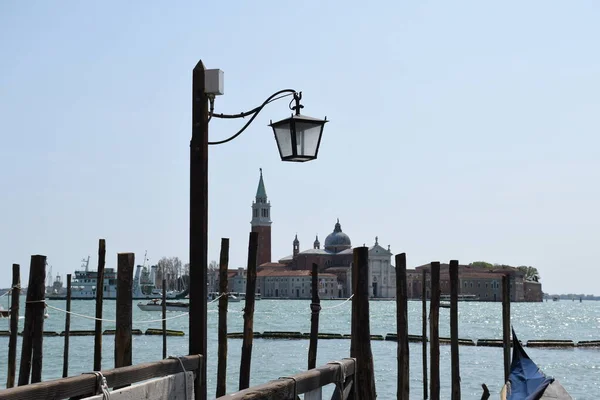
left=167, top=356, right=189, bottom=400
left=320, top=294, right=354, bottom=311
left=83, top=371, right=111, bottom=400
left=327, top=360, right=347, bottom=397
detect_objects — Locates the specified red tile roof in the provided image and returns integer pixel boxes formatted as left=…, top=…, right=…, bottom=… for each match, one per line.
left=257, top=270, right=336, bottom=278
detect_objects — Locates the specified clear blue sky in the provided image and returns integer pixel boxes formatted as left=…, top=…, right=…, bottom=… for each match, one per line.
left=1, top=1, right=598, bottom=294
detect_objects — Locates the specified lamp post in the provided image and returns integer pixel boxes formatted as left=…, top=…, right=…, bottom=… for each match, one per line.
left=189, top=60, right=327, bottom=400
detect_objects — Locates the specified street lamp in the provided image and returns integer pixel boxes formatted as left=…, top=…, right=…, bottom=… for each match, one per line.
left=188, top=60, right=327, bottom=400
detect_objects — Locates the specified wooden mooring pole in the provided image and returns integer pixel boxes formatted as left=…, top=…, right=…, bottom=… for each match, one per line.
left=422, top=269, right=428, bottom=400
left=429, top=261, right=440, bottom=400
left=216, top=238, right=230, bottom=398
left=239, top=232, right=258, bottom=390
left=6, top=263, right=20, bottom=388
left=308, top=262, right=321, bottom=370
left=351, top=246, right=376, bottom=400
left=62, top=274, right=72, bottom=378
left=502, top=274, right=511, bottom=383
left=115, top=253, right=134, bottom=370
left=94, top=239, right=106, bottom=371
left=18, top=255, right=46, bottom=386
left=395, top=253, right=409, bottom=400
left=162, top=278, right=167, bottom=359
left=449, top=260, right=461, bottom=400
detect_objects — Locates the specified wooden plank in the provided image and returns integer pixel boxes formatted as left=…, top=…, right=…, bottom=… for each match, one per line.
left=82, top=371, right=195, bottom=400
left=18, top=255, right=46, bottom=386
left=429, top=261, right=440, bottom=400
left=62, top=274, right=72, bottom=378
left=502, top=275, right=511, bottom=383
left=189, top=59, right=209, bottom=400
left=218, top=358, right=355, bottom=400
left=0, top=355, right=201, bottom=400
left=422, top=269, right=428, bottom=400
left=449, top=260, right=460, bottom=400
left=350, top=247, right=376, bottom=400
left=94, top=239, right=106, bottom=371
left=239, top=232, right=259, bottom=390
left=304, top=387, right=322, bottom=400
left=216, top=238, right=229, bottom=398
left=395, top=253, right=409, bottom=400
left=7, top=264, right=20, bottom=388
left=308, top=262, right=321, bottom=370
left=115, top=253, right=134, bottom=369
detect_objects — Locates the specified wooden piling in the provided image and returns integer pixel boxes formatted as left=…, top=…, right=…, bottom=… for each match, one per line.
left=62, top=274, right=72, bottom=378
left=94, top=238, right=106, bottom=371
left=502, top=275, right=511, bottom=383
left=449, top=260, right=461, bottom=400
left=216, top=238, right=230, bottom=398
left=350, top=247, right=376, bottom=400
left=395, top=253, right=409, bottom=400
left=239, top=232, right=259, bottom=391
left=162, top=279, right=167, bottom=359
left=6, top=264, right=20, bottom=388
left=18, top=255, right=46, bottom=386
left=308, top=262, right=321, bottom=370
left=115, top=253, right=134, bottom=370
left=422, top=269, right=428, bottom=400
left=429, top=261, right=440, bottom=400
left=481, top=384, right=490, bottom=400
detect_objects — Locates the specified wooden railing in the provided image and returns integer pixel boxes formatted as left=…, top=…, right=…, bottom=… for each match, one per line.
left=0, top=355, right=202, bottom=400
left=216, top=358, right=356, bottom=400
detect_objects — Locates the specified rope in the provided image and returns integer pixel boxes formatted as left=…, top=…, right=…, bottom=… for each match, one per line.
left=44, top=304, right=189, bottom=324
left=320, top=294, right=354, bottom=311
left=167, top=356, right=188, bottom=400
left=278, top=376, right=298, bottom=399
left=0, top=289, right=12, bottom=298
left=327, top=361, right=347, bottom=397
left=83, top=371, right=110, bottom=399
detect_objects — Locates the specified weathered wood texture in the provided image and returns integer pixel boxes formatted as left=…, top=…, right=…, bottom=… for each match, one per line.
left=162, top=279, right=167, bottom=359
left=395, top=253, right=409, bottom=400
left=115, top=253, right=134, bottom=369
left=62, top=274, right=72, bottom=378
left=308, top=262, right=321, bottom=370
left=0, top=355, right=201, bottom=400
left=7, top=263, right=20, bottom=388
left=429, top=261, right=440, bottom=400
left=82, top=371, right=195, bottom=400
left=94, top=239, right=106, bottom=371
left=239, top=232, right=259, bottom=390
left=216, top=238, right=230, bottom=398
left=217, top=358, right=355, bottom=400
left=18, top=255, right=46, bottom=386
left=189, top=59, right=209, bottom=400
left=449, top=260, right=461, bottom=400
left=350, top=247, right=376, bottom=400
left=422, top=269, right=428, bottom=400
left=502, top=275, right=511, bottom=383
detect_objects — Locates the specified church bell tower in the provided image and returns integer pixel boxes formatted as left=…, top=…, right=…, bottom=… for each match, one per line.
left=251, top=168, right=272, bottom=266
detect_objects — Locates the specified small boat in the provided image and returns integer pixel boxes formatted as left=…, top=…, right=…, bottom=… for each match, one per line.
left=0, top=305, right=9, bottom=318
left=500, top=329, right=572, bottom=400
left=440, top=301, right=451, bottom=308
left=207, top=293, right=241, bottom=303
left=137, top=299, right=189, bottom=312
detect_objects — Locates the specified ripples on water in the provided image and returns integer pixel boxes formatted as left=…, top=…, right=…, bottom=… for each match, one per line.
left=0, top=298, right=599, bottom=399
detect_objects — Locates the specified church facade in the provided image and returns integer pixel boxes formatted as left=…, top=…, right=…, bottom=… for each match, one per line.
left=250, top=170, right=397, bottom=299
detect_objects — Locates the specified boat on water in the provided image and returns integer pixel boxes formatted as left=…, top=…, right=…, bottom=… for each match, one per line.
left=440, top=294, right=480, bottom=302
left=500, top=329, right=572, bottom=400
left=46, top=256, right=188, bottom=300
left=0, top=305, right=9, bottom=318
left=137, top=299, right=189, bottom=312
left=207, top=292, right=241, bottom=302
left=440, top=301, right=451, bottom=308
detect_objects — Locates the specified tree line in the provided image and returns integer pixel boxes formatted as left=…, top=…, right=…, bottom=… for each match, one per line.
left=468, top=261, right=541, bottom=282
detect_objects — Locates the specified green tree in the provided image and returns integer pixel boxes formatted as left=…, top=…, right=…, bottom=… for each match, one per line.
left=469, top=261, right=494, bottom=268
left=517, top=266, right=540, bottom=282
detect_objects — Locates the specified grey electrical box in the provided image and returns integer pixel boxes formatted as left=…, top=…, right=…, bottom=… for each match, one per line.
left=205, top=69, right=224, bottom=95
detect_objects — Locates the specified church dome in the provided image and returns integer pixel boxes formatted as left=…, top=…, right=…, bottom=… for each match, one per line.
left=324, top=219, right=352, bottom=252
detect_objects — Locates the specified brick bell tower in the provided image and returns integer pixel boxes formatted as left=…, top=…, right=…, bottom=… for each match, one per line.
left=251, top=168, right=272, bottom=266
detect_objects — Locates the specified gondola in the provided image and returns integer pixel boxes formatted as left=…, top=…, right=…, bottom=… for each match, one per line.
left=500, top=329, right=572, bottom=400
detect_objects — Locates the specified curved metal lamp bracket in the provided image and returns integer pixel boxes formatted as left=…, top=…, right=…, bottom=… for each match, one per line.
left=208, top=89, right=301, bottom=145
